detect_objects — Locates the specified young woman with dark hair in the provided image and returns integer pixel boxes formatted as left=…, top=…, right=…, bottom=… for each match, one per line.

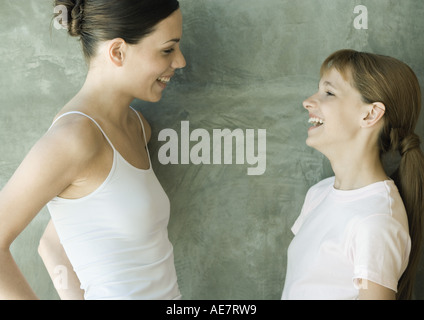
left=0, top=0, right=186, bottom=300
left=282, top=49, right=423, bottom=300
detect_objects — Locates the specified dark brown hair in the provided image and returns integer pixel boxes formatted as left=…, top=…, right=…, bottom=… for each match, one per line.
left=321, top=49, right=424, bottom=299
left=54, top=0, right=180, bottom=60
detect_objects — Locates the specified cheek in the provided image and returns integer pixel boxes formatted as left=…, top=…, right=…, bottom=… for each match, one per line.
left=135, top=65, right=157, bottom=80
left=131, top=68, right=161, bottom=93
left=329, top=114, right=361, bottom=140
left=130, top=54, right=164, bottom=77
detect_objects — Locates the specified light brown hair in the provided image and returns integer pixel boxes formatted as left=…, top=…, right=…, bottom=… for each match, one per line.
left=321, top=49, right=424, bottom=299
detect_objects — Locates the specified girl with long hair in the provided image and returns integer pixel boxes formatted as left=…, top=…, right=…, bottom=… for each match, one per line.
left=282, top=49, right=423, bottom=300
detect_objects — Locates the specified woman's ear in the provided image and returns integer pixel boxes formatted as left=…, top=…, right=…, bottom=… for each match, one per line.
left=108, top=38, right=127, bottom=67
left=361, top=102, right=386, bottom=128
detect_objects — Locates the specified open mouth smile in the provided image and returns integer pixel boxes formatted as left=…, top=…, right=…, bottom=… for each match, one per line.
left=157, top=76, right=171, bottom=84
left=308, top=116, right=324, bottom=127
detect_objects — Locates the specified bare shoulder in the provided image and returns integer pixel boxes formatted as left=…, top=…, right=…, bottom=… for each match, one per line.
left=0, top=114, right=106, bottom=247
left=134, top=110, right=152, bottom=143
left=27, top=113, right=106, bottom=188
left=46, top=113, right=105, bottom=160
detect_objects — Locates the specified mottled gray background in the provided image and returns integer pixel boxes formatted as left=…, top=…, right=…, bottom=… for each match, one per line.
left=0, top=0, right=423, bottom=299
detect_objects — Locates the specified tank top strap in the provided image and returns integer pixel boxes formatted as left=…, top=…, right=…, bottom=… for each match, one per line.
left=130, top=106, right=152, bottom=166
left=49, top=111, right=115, bottom=150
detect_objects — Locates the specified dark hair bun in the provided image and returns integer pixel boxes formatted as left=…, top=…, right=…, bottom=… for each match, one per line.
left=55, top=0, right=84, bottom=37
left=53, top=0, right=180, bottom=59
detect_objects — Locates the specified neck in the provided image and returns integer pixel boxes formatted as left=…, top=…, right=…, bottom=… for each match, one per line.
left=327, top=144, right=388, bottom=190
left=68, top=65, right=135, bottom=125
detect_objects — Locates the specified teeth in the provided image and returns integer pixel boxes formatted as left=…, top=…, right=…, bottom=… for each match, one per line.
left=308, top=117, right=324, bottom=126
left=157, top=76, right=171, bottom=83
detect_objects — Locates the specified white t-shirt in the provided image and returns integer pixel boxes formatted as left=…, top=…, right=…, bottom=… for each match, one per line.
left=282, top=177, right=411, bottom=300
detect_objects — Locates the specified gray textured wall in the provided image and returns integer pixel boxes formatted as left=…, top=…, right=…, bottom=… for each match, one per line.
left=1, top=0, right=423, bottom=300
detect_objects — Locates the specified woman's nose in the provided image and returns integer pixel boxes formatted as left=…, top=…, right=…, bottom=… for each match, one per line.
left=173, top=49, right=186, bottom=70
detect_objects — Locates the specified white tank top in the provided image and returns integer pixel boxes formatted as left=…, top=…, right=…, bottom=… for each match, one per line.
left=47, top=108, right=181, bottom=300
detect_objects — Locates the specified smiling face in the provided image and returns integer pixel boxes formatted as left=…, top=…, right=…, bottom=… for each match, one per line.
left=303, top=68, right=370, bottom=157
left=121, top=9, right=186, bottom=102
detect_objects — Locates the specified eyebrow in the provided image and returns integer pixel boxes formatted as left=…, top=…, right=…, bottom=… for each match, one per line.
left=318, top=80, right=337, bottom=89
left=162, top=38, right=180, bottom=44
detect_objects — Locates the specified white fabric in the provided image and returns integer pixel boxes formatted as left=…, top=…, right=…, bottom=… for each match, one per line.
left=282, top=176, right=411, bottom=300
left=47, top=108, right=181, bottom=300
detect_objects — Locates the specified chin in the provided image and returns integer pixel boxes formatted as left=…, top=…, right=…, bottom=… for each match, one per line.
left=305, top=137, right=314, bottom=148
left=137, top=93, right=162, bottom=103
left=306, top=138, right=322, bottom=153
left=149, top=96, right=162, bottom=103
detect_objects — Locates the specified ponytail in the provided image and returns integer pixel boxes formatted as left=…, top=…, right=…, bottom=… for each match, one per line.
left=394, top=134, right=424, bottom=299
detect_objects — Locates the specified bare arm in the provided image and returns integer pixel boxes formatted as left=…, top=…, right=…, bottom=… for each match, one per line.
left=38, top=220, right=85, bottom=300
left=0, top=250, right=38, bottom=299
left=0, top=117, right=101, bottom=299
left=358, top=279, right=396, bottom=300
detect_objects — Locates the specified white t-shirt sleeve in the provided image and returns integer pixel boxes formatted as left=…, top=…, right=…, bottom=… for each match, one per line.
left=349, top=214, right=411, bottom=292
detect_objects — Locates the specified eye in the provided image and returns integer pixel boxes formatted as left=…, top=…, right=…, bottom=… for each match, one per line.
left=326, top=91, right=335, bottom=97
left=163, top=48, right=175, bottom=54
